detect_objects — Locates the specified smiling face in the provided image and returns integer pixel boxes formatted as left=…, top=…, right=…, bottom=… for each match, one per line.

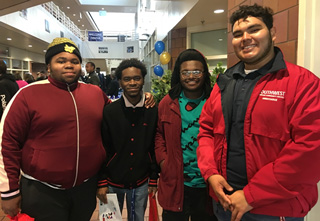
left=47, top=52, right=81, bottom=84
left=119, top=67, right=144, bottom=104
left=180, top=60, right=205, bottom=99
left=232, top=16, right=276, bottom=70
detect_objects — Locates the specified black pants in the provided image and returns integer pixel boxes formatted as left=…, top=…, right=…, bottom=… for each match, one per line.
left=162, top=185, right=217, bottom=221
left=20, top=175, right=97, bottom=221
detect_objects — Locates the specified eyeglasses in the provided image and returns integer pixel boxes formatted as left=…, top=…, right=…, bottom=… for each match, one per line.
left=180, top=70, right=203, bottom=79
left=122, top=76, right=142, bottom=82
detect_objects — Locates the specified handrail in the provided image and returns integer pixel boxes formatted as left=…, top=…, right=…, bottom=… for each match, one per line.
left=41, top=2, right=84, bottom=40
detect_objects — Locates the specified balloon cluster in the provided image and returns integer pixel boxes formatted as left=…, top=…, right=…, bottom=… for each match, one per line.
left=153, top=41, right=171, bottom=77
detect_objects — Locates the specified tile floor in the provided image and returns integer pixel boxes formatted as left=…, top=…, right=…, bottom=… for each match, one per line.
left=0, top=196, right=162, bottom=221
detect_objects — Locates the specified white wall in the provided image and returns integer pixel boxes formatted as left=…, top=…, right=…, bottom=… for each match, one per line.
left=297, top=0, right=320, bottom=220
left=9, top=46, right=44, bottom=63
left=0, top=5, right=82, bottom=48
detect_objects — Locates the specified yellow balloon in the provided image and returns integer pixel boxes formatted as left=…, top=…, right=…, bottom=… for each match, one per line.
left=160, top=51, right=171, bottom=65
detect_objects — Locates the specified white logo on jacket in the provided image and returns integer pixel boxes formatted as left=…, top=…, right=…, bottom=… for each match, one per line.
left=259, top=90, right=285, bottom=101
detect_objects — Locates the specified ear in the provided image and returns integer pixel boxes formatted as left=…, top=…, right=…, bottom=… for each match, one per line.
left=270, top=27, right=276, bottom=42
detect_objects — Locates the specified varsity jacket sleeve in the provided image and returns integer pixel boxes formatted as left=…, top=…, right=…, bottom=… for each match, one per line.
left=197, top=85, right=220, bottom=182
left=148, top=107, right=159, bottom=187
left=97, top=105, right=111, bottom=188
left=244, top=67, right=320, bottom=209
left=0, top=90, right=29, bottom=199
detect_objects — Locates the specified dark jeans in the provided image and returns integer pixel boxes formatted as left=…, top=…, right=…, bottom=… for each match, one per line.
left=20, top=175, right=97, bottom=221
left=162, top=185, right=217, bottom=221
left=213, top=201, right=304, bottom=221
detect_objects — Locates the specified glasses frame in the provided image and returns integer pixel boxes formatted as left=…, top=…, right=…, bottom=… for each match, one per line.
left=180, top=70, right=203, bottom=79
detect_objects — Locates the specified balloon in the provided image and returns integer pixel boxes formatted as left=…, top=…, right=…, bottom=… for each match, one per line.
left=153, top=65, right=164, bottom=77
left=160, top=51, right=171, bottom=65
left=154, top=41, right=165, bottom=55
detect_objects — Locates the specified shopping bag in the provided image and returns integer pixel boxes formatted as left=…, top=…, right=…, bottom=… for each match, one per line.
left=7, top=213, right=34, bottom=221
left=99, top=193, right=122, bottom=221
left=148, top=193, right=159, bottom=221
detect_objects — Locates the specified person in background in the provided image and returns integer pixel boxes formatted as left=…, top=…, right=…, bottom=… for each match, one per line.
left=97, top=58, right=158, bottom=221
left=155, top=49, right=216, bottom=221
left=96, top=67, right=107, bottom=93
left=85, top=61, right=100, bottom=86
left=36, top=70, right=48, bottom=81
left=23, top=73, right=35, bottom=84
left=106, top=72, right=120, bottom=99
left=79, top=70, right=87, bottom=83
left=0, top=60, right=19, bottom=120
left=105, top=73, right=112, bottom=92
left=13, top=73, right=28, bottom=88
left=197, top=4, right=320, bottom=221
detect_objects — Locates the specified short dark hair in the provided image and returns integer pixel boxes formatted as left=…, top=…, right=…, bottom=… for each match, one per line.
left=14, top=73, right=22, bottom=80
left=115, top=58, right=147, bottom=80
left=169, top=49, right=212, bottom=99
left=0, top=59, right=7, bottom=74
left=230, top=4, right=274, bottom=30
left=87, top=62, right=95, bottom=69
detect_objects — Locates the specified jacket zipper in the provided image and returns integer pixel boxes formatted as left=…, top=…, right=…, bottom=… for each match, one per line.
left=67, top=85, right=80, bottom=187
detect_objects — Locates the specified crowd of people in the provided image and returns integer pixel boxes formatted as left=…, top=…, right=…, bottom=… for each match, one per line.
left=0, top=3, right=319, bottom=221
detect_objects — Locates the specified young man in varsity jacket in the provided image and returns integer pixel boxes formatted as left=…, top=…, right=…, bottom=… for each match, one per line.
left=97, top=58, right=158, bottom=221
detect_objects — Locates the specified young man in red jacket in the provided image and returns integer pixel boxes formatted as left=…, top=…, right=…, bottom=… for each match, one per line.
left=155, top=49, right=216, bottom=221
left=197, top=4, right=320, bottom=221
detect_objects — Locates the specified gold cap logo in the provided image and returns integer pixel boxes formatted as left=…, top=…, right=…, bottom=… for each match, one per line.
left=64, top=44, right=76, bottom=53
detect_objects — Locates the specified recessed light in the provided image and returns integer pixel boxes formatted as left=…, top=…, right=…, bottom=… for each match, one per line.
left=67, top=7, right=70, bottom=9
left=218, top=38, right=223, bottom=41
left=78, top=20, right=80, bottom=22
left=43, top=50, right=47, bottom=52
left=28, top=45, right=32, bottom=47
left=214, top=9, right=224, bottom=14
left=102, top=8, right=104, bottom=10
left=82, top=25, right=84, bottom=27
left=73, top=14, right=76, bottom=16
left=7, top=38, right=12, bottom=41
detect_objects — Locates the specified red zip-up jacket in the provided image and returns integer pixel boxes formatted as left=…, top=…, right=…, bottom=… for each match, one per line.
left=0, top=76, right=111, bottom=199
left=197, top=49, right=320, bottom=217
left=155, top=95, right=184, bottom=212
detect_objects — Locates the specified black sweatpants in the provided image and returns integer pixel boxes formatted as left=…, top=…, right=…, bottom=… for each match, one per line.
left=20, top=175, right=97, bottom=221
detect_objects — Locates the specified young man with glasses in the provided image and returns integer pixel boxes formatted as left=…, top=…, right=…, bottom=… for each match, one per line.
left=96, top=58, right=158, bottom=221
left=155, top=49, right=216, bottom=221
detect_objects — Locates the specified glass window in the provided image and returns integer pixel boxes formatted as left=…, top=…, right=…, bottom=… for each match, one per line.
left=12, top=59, right=22, bottom=69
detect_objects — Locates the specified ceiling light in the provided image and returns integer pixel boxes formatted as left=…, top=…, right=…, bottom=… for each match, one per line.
left=214, top=9, right=224, bottom=14
left=102, top=8, right=104, bottom=10
left=78, top=20, right=80, bottom=22
left=67, top=7, right=70, bottom=9
left=43, top=50, right=47, bottom=52
left=218, top=38, right=223, bottom=41
left=82, top=25, right=84, bottom=27
left=28, top=45, right=32, bottom=47
left=7, top=38, right=12, bottom=41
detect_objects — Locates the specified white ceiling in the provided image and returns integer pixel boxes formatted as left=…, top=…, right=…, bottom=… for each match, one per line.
left=0, top=0, right=228, bottom=56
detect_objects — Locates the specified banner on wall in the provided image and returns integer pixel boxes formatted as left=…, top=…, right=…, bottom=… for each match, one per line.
left=88, top=31, right=103, bottom=41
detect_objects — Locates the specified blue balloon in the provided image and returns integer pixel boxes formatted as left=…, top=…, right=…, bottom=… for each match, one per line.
left=154, top=65, right=164, bottom=77
left=154, top=41, right=165, bottom=55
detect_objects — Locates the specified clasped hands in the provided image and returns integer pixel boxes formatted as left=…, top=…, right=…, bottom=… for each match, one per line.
left=208, top=174, right=253, bottom=221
